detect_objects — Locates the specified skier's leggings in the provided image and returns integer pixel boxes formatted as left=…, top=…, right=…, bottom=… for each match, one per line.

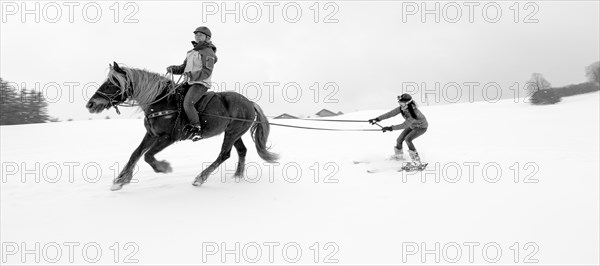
left=396, top=127, right=428, bottom=151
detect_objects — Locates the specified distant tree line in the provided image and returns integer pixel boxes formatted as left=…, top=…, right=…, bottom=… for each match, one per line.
left=0, top=78, right=57, bottom=125
left=529, top=61, right=600, bottom=105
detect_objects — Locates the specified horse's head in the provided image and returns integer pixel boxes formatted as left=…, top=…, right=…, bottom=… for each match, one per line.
left=86, top=62, right=131, bottom=114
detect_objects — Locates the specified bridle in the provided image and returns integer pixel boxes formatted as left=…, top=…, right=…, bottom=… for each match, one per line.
left=93, top=79, right=134, bottom=115
left=94, top=90, right=126, bottom=114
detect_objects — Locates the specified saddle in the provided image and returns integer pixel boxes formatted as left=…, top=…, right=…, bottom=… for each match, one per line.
left=146, top=87, right=217, bottom=141
left=146, top=88, right=216, bottom=120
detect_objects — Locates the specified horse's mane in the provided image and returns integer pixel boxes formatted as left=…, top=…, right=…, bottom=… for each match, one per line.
left=107, top=66, right=173, bottom=109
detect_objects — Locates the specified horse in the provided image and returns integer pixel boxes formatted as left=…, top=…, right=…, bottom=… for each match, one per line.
left=86, top=62, right=279, bottom=191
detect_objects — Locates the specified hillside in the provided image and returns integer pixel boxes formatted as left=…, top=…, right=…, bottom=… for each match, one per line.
left=1, top=92, right=598, bottom=264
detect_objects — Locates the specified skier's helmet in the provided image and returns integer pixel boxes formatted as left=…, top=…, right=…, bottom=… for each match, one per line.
left=397, top=93, right=413, bottom=104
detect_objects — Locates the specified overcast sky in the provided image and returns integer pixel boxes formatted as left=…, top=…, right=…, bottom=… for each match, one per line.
left=1, top=1, right=599, bottom=120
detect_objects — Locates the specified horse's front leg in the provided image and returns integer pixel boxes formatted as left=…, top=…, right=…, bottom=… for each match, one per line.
left=144, top=135, right=175, bottom=173
left=111, top=133, right=156, bottom=191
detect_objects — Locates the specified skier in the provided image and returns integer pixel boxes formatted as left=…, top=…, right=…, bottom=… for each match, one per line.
left=166, top=26, right=218, bottom=140
left=368, top=93, right=428, bottom=167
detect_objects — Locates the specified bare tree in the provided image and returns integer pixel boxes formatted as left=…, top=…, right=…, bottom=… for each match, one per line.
left=585, top=61, right=600, bottom=84
left=526, top=73, right=551, bottom=95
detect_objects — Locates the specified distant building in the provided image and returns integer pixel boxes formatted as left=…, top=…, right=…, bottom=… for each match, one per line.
left=274, top=113, right=298, bottom=119
left=315, top=109, right=339, bottom=117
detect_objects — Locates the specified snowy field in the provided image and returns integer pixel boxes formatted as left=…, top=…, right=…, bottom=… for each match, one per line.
left=1, top=93, right=599, bottom=265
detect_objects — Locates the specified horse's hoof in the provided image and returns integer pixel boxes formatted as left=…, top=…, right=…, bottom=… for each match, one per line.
left=192, top=177, right=206, bottom=187
left=110, top=183, right=124, bottom=191
left=154, top=160, right=172, bottom=173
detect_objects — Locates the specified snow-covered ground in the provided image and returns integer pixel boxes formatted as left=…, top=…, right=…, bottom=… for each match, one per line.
left=1, top=93, right=599, bottom=265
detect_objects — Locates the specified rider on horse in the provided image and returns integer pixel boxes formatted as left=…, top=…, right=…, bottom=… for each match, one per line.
left=166, top=26, right=218, bottom=138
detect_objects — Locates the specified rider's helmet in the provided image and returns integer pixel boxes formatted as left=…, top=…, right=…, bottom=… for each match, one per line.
left=193, top=26, right=212, bottom=38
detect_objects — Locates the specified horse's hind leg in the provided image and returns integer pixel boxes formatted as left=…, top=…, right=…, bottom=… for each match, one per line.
left=144, top=135, right=175, bottom=174
left=193, top=129, right=246, bottom=186
left=233, top=138, right=247, bottom=177
left=112, top=132, right=156, bottom=191
left=193, top=136, right=235, bottom=186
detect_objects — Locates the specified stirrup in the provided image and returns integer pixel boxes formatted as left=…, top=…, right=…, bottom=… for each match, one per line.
left=184, top=124, right=203, bottom=141
left=184, top=124, right=202, bottom=132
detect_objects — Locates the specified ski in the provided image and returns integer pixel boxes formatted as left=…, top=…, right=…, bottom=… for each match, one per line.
left=354, top=157, right=405, bottom=165
left=365, top=162, right=428, bottom=173
left=398, top=163, right=428, bottom=172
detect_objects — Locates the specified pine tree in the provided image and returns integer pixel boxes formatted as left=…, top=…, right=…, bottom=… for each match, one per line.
left=0, top=78, right=55, bottom=125
left=0, top=78, right=20, bottom=125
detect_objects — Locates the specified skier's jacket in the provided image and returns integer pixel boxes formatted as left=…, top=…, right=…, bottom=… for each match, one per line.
left=169, top=41, right=218, bottom=88
left=377, top=106, right=428, bottom=130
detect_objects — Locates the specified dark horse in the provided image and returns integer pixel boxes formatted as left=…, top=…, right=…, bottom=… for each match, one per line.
left=86, top=62, right=279, bottom=191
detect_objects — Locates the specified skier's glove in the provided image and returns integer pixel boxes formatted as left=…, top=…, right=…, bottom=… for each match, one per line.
left=382, top=126, right=393, bottom=132
left=368, top=118, right=380, bottom=125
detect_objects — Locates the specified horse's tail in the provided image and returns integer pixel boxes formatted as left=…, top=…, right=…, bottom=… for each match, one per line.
left=250, top=103, right=279, bottom=163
